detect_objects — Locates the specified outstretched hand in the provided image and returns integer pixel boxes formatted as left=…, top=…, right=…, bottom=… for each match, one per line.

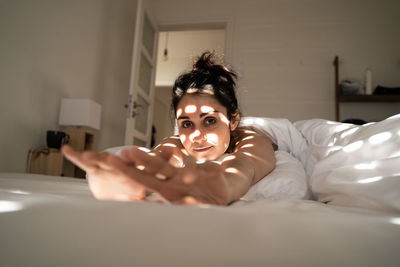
left=62, top=145, right=148, bottom=201
left=62, top=145, right=230, bottom=205
left=120, top=147, right=230, bottom=205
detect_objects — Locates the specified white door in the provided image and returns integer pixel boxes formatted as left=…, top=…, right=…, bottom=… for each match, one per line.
left=125, top=0, right=158, bottom=147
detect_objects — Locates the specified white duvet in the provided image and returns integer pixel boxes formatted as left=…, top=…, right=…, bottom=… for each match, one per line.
left=240, top=114, right=400, bottom=212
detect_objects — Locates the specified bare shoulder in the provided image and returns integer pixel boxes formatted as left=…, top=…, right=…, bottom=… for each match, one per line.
left=235, top=126, right=277, bottom=151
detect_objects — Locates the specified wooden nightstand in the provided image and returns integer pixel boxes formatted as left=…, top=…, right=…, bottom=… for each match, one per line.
left=28, top=149, right=64, bottom=176
left=61, top=126, right=95, bottom=178
left=27, top=126, right=96, bottom=178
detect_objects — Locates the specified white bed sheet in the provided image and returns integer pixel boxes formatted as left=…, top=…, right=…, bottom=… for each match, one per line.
left=1, top=172, right=400, bottom=267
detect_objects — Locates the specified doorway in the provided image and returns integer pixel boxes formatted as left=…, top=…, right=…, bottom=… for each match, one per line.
left=152, top=29, right=226, bottom=146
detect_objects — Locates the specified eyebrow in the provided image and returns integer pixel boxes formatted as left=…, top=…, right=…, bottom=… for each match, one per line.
left=177, top=110, right=220, bottom=120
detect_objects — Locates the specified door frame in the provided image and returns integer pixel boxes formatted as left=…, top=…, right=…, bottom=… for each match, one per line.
left=124, top=0, right=159, bottom=146
left=157, top=18, right=234, bottom=65
left=152, top=18, right=234, bottom=141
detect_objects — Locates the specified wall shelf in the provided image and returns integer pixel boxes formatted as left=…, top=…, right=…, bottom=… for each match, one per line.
left=334, top=56, right=400, bottom=121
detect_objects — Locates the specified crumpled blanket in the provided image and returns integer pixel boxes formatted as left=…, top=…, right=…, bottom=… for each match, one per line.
left=241, top=114, right=400, bottom=212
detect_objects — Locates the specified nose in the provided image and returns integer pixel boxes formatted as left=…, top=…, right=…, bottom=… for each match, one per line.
left=189, top=129, right=206, bottom=142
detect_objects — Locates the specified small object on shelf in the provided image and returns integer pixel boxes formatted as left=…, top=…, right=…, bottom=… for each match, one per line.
left=365, top=68, right=372, bottom=94
left=373, top=85, right=400, bottom=95
left=46, top=130, right=70, bottom=149
left=340, top=79, right=363, bottom=95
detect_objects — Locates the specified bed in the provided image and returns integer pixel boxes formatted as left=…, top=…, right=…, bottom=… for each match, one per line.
left=1, top=114, right=400, bottom=266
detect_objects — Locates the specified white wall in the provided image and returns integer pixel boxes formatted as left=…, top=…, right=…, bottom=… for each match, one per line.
left=149, top=0, right=400, bottom=122
left=0, top=0, right=137, bottom=172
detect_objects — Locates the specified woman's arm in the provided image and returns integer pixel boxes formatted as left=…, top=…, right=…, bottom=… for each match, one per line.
left=62, top=129, right=275, bottom=205
left=218, top=127, right=276, bottom=203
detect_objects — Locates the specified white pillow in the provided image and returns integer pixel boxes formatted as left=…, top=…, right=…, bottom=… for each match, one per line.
left=241, top=151, right=310, bottom=201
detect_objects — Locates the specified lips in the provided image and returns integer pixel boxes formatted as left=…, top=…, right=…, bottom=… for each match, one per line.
left=192, top=146, right=213, bottom=152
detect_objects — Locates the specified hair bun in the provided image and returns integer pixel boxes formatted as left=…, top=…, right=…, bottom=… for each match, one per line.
left=192, top=51, right=237, bottom=84
left=193, top=51, right=214, bottom=72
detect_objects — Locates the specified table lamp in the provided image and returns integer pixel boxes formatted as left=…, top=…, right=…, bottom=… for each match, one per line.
left=58, top=98, right=102, bottom=130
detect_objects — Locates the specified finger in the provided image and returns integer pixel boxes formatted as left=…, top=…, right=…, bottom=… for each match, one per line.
left=61, top=145, right=98, bottom=172
left=129, top=147, right=177, bottom=178
left=106, top=154, right=166, bottom=193
left=120, top=149, right=135, bottom=164
left=85, top=151, right=126, bottom=171
left=158, top=146, right=174, bottom=161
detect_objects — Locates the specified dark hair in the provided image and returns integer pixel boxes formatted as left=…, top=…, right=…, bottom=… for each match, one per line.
left=171, top=51, right=239, bottom=120
left=171, top=51, right=240, bottom=152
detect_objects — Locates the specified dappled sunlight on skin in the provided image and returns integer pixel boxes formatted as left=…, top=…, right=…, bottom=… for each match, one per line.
left=185, top=105, right=197, bottom=114
left=176, top=108, right=183, bottom=118
left=369, top=132, right=392, bottom=145
left=181, top=149, right=189, bottom=156
left=217, top=113, right=230, bottom=126
left=242, top=136, right=255, bottom=141
left=176, top=94, right=234, bottom=161
left=240, top=144, right=254, bottom=148
left=155, top=173, right=167, bottom=180
left=358, top=176, right=383, bottom=184
left=169, top=136, right=180, bottom=140
left=354, top=162, right=377, bottom=170
left=206, top=133, right=219, bottom=145
left=196, top=159, right=206, bottom=164
left=222, top=155, right=236, bottom=162
left=137, top=165, right=145, bottom=170
left=242, top=151, right=271, bottom=166
left=343, top=140, right=363, bottom=153
left=225, top=167, right=239, bottom=174
left=243, top=152, right=253, bottom=157
left=200, top=105, right=214, bottom=113
left=154, top=144, right=161, bottom=150
left=189, top=130, right=201, bottom=142
left=138, top=147, right=151, bottom=153
left=162, top=143, right=177, bottom=148
left=179, top=134, right=186, bottom=144
left=172, top=155, right=184, bottom=167
left=244, top=130, right=257, bottom=134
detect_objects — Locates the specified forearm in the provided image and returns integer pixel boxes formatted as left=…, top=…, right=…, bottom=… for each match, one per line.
left=221, top=153, right=255, bottom=203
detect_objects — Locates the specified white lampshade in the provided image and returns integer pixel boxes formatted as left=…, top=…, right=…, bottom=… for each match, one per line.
left=58, top=98, right=102, bottom=130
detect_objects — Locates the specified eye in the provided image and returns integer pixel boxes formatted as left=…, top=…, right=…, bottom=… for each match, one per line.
left=204, top=117, right=217, bottom=126
left=181, top=121, right=193, bottom=129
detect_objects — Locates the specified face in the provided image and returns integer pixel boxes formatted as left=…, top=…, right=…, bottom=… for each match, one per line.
left=176, top=94, right=238, bottom=161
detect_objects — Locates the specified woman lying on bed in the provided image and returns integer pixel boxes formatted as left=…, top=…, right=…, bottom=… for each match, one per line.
left=62, top=52, right=276, bottom=205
